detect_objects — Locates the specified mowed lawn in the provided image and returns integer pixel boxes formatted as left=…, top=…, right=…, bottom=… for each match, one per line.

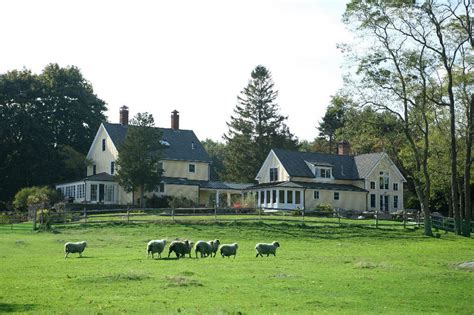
left=0, top=221, right=473, bottom=314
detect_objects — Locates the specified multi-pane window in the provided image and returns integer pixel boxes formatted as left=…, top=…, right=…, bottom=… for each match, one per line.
left=269, top=168, right=278, bottom=182
left=370, top=194, right=376, bottom=208
left=90, top=184, right=98, bottom=201
left=279, top=190, right=285, bottom=203
left=379, top=171, right=389, bottom=189
left=272, top=190, right=277, bottom=204
left=102, top=139, right=106, bottom=151
left=394, top=196, right=399, bottom=209
left=159, top=182, right=165, bottom=193
left=314, top=191, right=320, bottom=199
left=370, top=181, right=376, bottom=189
left=266, top=190, right=271, bottom=204
left=393, top=183, right=398, bottom=191
left=189, top=164, right=196, bottom=173
left=295, top=191, right=301, bottom=204
left=334, top=192, right=340, bottom=200
left=105, top=185, right=114, bottom=202
left=287, top=190, right=293, bottom=203
left=93, top=165, right=97, bottom=175
left=65, top=185, right=76, bottom=198
left=314, top=167, right=332, bottom=179
left=77, top=184, right=85, bottom=199
left=110, top=161, right=115, bottom=175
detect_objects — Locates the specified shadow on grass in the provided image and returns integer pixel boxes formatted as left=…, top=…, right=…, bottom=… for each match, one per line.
left=0, top=303, right=36, bottom=313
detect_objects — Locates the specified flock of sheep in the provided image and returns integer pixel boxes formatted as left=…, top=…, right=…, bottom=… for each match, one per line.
left=64, top=240, right=280, bottom=259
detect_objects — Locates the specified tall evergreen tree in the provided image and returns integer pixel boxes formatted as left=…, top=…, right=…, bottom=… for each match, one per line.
left=223, top=65, right=298, bottom=182
left=114, top=113, right=164, bottom=207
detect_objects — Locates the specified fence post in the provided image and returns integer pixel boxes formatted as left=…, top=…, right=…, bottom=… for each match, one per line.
left=214, top=205, right=217, bottom=221
left=127, top=207, right=130, bottom=224
left=302, top=208, right=305, bottom=224
left=375, top=210, right=379, bottom=228
left=172, top=207, right=175, bottom=222
left=403, top=210, right=407, bottom=229
left=83, top=207, right=87, bottom=224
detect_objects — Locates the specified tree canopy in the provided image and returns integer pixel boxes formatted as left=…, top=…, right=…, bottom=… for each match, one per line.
left=0, top=64, right=107, bottom=203
left=114, top=113, right=164, bottom=207
left=223, top=65, right=298, bottom=182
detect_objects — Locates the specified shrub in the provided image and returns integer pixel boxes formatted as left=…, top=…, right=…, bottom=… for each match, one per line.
left=240, top=194, right=256, bottom=209
left=146, top=195, right=171, bottom=208
left=314, top=203, right=333, bottom=212
left=169, top=196, right=196, bottom=208
left=13, top=186, right=63, bottom=211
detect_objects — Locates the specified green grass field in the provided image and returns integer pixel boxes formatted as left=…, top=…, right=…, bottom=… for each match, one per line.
left=1, top=221, right=473, bottom=314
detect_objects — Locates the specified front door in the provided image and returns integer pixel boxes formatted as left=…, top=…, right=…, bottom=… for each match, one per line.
left=99, top=184, right=105, bottom=202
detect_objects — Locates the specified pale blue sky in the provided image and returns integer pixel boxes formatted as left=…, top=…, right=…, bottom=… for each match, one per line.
left=0, top=0, right=351, bottom=141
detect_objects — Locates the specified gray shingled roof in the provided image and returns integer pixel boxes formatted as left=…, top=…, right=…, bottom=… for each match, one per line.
left=103, top=122, right=211, bottom=163
left=353, top=153, right=385, bottom=178
left=85, top=172, right=115, bottom=182
left=161, top=177, right=253, bottom=190
left=272, top=149, right=384, bottom=180
left=248, top=181, right=367, bottom=192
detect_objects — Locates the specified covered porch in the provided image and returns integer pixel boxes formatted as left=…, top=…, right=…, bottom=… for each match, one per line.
left=56, top=173, right=120, bottom=204
left=199, top=181, right=253, bottom=207
left=251, top=182, right=305, bottom=210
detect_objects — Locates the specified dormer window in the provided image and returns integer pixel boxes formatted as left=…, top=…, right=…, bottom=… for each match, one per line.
left=269, top=168, right=278, bottom=182
left=315, top=167, right=332, bottom=179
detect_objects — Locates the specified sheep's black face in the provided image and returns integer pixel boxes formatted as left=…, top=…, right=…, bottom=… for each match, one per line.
left=274, top=242, right=280, bottom=247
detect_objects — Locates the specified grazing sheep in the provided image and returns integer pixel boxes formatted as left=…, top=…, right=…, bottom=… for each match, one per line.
left=255, top=241, right=280, bottom=257
left=195, top=240, right=212, bottom=258
left=168, top=240, right=193, bottom=259
left=195, top=239, right=220, bottom=258
left=64, top=241, right=87, bottom=259
left=147, top=239, right=167, bottom=259
left=219, top=243, right=238, bottom=258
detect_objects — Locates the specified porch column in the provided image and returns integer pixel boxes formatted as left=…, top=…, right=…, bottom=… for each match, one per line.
left=263, top=190, right=267, bottom=206
left=227, top=192, right=231, bottom=207
left=216, top=190, right=220, bottom=208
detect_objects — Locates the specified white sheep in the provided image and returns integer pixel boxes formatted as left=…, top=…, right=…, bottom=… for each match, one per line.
left=64, top=241, right=87, bottom=259
left=147, top=239, right=167, bottom=259
left=255, top=241, right=280, bottom=257
left=219, top=243, right=238, bottom=258
left=168, top=240, right=194, bottom=259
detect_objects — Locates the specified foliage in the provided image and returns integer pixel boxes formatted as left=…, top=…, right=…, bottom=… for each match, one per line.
left=201, top=138, right=227, bottom=180
left=314, top=203, right=334, bottom=213
left=223, top=65, right=299, bottom=182
left=169, top=196, right=196, bottom=208
left=145, top=195, right=171, bottom=208
left=240, top=193, right=257, bottom=209
left=1, top=223, right=473, bottom=313
left=115, top=113, right=164, bottom=207
left=317, top=94, right=351, bottom=154
left=0, top=64, right=107, bottom=203
left=13, top=186, right=62, bottom=211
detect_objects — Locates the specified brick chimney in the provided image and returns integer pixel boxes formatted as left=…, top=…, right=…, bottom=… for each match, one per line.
left=171, top=110, right=179, bottom=130
left=119, top=106, right=129, bottom=125
left=337, top=140, right=350, bottom=155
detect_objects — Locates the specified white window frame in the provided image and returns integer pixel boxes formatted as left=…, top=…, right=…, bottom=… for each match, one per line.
left=269, top=167, right=278, bottom=182
left=313, top=191, right=320, bottom=199
left=189, top=163, right=196, bottom=173
left=315, top=166, right=332, bottom=179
